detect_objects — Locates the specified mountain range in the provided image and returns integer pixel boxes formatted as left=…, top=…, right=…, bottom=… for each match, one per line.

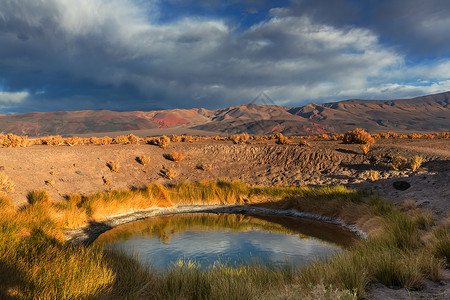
left=1, top=91, right=449, bottom=137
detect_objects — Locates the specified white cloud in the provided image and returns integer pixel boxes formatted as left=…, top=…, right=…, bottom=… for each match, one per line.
left=0, top=91, right=29, bottom=104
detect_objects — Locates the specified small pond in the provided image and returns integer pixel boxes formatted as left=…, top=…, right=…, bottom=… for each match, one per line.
left=94, top=213, right=357, bottom=270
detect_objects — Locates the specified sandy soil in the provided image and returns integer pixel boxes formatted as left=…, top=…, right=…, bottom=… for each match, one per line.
left=1, top=137, right=449, bottom=298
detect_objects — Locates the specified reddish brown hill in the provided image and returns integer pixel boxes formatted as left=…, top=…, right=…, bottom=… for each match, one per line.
left=0, top=92, right=448, bottom=136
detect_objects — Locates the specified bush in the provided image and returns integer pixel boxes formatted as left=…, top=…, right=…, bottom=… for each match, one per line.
left=359, top=144, right=370, bottom=155
left=343, top=128, right=375, bottom=145
left=90, top=136, right=113, bottom=145
left=298, top=139, right=311, bottom=147
left=107, top=160, right=120, bottom=172
left=147, top=136, right=171, bottom=148
left=161, top=165, right=178, bottom=179
left=410, top=155, right=423, bottom=172
left=392, top=156, right=408, bottom=171
left=229, top=133, right=250, bottom=144
left=0, top=172, right=15, bottom=194
left=40, top=135, right=65, bottom=145
left=367, top=170, right=379, bottom=182
left=136, top=155, right=150, bottom=166
left=275, top=133, right=291, bottom=145
left=0, top=133, right=29, bottom=147
left=199, top=164, right=212, bottom=171
left=165, top=151, right=186, bottom=162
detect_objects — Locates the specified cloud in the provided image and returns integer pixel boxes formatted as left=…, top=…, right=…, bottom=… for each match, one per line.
left=0, top=91, right=29, bottom=104
left=0, top=0, right=449, bottom=114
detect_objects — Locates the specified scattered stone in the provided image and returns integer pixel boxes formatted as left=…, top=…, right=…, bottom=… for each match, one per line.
left=393, top=181, right=411, bottom=191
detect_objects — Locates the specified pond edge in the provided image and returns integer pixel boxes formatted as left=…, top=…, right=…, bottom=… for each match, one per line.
left=64, top=205, right=367, bottom=246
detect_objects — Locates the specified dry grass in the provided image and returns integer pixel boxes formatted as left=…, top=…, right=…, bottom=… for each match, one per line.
left=410, top=155, right=424, bottom=172
left=298, top=139, right=312, bottom=147
left=199, top=163, right=212, bottom=171
left=359, top=144, right=370, bottom=155
left=165, top=151, right=186, bottom=162
left=45, top=179, right=55, bottom=187
left=107, top=160, right=120, bottom=172
left=136, top=155, right=150, bottom=166
left=0, top=172, right=15, bottom=194
left=160, top=165, right=178, bottom=179
left=392, top=156, right=408, bottom=171
left=366, top=170, right=379, bottom=182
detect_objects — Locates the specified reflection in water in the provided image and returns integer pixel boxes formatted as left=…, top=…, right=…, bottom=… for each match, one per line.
left=94, top=213, right=357, bottom=270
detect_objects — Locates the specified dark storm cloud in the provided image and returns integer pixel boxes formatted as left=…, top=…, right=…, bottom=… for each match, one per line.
left=281, top=0, right=450, bottom=56
left=0, top=0, right=449, bottom=114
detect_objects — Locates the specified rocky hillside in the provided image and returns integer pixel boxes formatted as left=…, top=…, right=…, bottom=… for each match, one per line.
left=0, top=92, right=448, bottom=137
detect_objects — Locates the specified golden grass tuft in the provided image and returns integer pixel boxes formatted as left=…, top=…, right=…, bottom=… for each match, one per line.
left=298, top=139, right=312, bottom=147
left=160, top=165, right=178, bottom=179
left=199, top=163, right=212, bottom=171
left=136, top=155, right=151, bottom=166
left=0, top=172, right=15, bottom=194
left=359, top=144, right=370, bottom=155
left=366, top=170, right=379, bottom=182
left=107, top=160, right=120, bottom=172
left=410, top=155, right=423, bottom=172
left=392, top=156, right=408, bottom=171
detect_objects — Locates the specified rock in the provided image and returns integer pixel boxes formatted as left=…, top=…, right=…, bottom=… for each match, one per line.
left=393, top=181, right=411, bottom=191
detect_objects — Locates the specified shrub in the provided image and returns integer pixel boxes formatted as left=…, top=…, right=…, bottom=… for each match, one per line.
left=410, top=155, right=423, bottom=172
left=64, top=136, right=88, bottom=146
left=0, top=172, right=15, bottom=193
left=359, top=144, right=370, bottom=155
left=298, top=139, right=311, bottom=147
left=136, top=155, right=151, bottom=166
left=161, top=165, right=178, bottom=179
left=165, top=151, right=185, bottom=162
left=107, top=160, right=120, bottom=172
left=45, top=179, right=55, bottom=187
left=147, top=136, right=171, bottom=148
left=229, top=133, right=250, bottom=144
left=343, top=128, right=375, bottom=145
left=102, top=176, right=112, bottom=186
left=0, top=133, right=29, bottom=147
left=40, top=135, right=65, bottom=145
left=113, top=135, right=130, bottom=144
left=90, top=136, right=113, bottom=145
left=275, top=133, right=291, bottom=145
left=367, top=170, right=379, bottom=182
left=199, top=164, right=212, bottom=171
left=392, top=156, right=407, bottom=171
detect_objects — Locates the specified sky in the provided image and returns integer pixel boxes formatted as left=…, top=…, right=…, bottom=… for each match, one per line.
left=1, top=0, right=450, bottom=114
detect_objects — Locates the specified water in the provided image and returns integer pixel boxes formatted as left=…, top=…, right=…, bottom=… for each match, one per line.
left=94, top=213, right=356, bottom=270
